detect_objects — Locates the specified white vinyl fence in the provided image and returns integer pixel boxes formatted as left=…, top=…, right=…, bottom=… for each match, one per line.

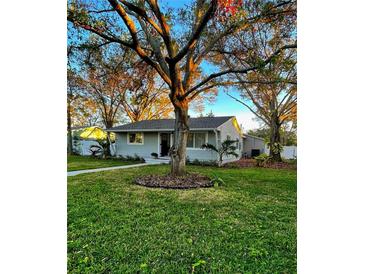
left=264, top=145, right=297, bottom=159
left=73, top=139, right=117, bottom=156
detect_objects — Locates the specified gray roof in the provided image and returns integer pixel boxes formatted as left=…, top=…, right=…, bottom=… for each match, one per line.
left=242, top=134, right=265, bottom=141
left=108, top=116, right=234, bottom=132
left=71, top=125, right=105, bottom=131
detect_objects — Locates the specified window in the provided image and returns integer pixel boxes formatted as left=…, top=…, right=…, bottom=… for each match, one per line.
left=195, top=133, right=206, bottom=148
left=187, top=133, right=194, bottom=148
left=128, top=133, right=143, bottom=144
left=186, top=132, right=207, bottom=149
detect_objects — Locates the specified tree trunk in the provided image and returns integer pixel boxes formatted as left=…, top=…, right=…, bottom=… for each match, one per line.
left=67, top=101, right=73, bottom=156
left=170, top=106, right=189, bottom=176
left=102, top=122, right=113, bottom=158
left=218, top=154, right=223, bottom=167
left=105, top=131, right=111, bottom=157
left=269, top=117, right=282, bottom=162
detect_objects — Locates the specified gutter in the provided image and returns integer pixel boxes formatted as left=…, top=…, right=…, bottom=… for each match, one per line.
left=242, top=134, right=265, bottom=141
left=214, top=129, right=220, bottom=163
left=107, top=128, right=218, bottom=132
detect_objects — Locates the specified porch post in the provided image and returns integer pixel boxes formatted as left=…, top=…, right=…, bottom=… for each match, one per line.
left=157, top=132, right=160, bottom=157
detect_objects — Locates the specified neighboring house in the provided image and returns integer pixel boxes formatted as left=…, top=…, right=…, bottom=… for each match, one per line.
left=70, top=126, right=116, bottom=156
left=242, top=133, right=297, bottom=159
left=242, top=134, right=266, bottom=158
left=108, top=116, right=242, bottom=164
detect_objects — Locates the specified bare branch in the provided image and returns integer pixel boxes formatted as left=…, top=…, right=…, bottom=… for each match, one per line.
left=225, top=92, right=269, bottom=125
left=170, top=0, right=218, bottom=63
left=184, top=43, right=297, bottom=99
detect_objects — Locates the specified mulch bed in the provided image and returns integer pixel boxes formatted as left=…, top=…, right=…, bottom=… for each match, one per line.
left=224, top=158, right=296, bottom=170
left=134, top=173, right=213, bottom=189
left=224, top=159, right=257, bottom=168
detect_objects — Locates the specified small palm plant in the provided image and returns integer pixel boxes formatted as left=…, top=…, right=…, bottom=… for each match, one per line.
left=201, top=139, right=239, bottom=167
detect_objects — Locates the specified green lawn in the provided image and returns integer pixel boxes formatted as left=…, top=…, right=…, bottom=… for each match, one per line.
left=68, top=165, right=296, bottom=273
left=67, top=155, right=140, bottom=171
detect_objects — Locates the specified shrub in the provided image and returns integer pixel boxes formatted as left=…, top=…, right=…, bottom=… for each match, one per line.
left=267, top=142, right=283, bottom=155
left=126, top=155, right=134, bottom=161
left=254, top=153, right=272, bottom=167
left=189, top=159, right=217, bottom=166
left=133, top=154, right=142, bottom=161
left=121, top=154, right=145, bottom=162
left=192, top=159, right=200, bottom=165
left=117, top=155, right=127, bottom=161
left=151, top=152, right=158, bottom=159
left=89, top=145, right=103, bottom=157
left=283, top=158, right=297, bottom=165
left=211, top=176, right=225, bottom=187
left=201, top=139, right=239, bottom=167
left=72, top=139, right=82, bottom=155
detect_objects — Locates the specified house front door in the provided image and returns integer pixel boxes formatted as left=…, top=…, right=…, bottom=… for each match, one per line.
left=160, top=133, right=170, bottom=157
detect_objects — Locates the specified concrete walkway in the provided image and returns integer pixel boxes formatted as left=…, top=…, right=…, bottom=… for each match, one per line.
left=67, top=162, right=160, bottom=177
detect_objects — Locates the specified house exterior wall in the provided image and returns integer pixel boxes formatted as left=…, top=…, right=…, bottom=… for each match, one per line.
left=216, top=118, right=242, bottom=164
left=242, top=135, right=266, bottom=157
left=114, top=131, right=219, bottom=162
left=113, top=119, right=243, bottom=164
left=115, top=132, right=159, bottom=158
left=187, top=131, right=217, bottom=162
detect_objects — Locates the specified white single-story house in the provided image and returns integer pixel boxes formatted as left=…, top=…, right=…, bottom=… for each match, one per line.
left=108, top=116, right=243, bottom=164
left=242, top=134, right=266, bottom=157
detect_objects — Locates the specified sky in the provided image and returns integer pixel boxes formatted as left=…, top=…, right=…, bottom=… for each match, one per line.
left=192, top=92, right=261, bottom=131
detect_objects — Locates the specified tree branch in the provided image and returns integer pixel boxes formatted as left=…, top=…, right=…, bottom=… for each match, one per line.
left=67, top=16, right=134, bottom=48
left=170, top=0, right=218, bottom=63
left=119, top=0, right=164, bottom=36
left=225, top=92, right=269, bottom=125
left=184, top=43, right=297, bottom=99
left=109, top=0, right=172, bottom=86
left=146, top=0, right=174, bottom=57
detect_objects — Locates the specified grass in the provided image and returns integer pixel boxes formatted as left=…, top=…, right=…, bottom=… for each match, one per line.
left=68, top=165, right=296, bottom=273
left=67, top=155, right=141, bottom=171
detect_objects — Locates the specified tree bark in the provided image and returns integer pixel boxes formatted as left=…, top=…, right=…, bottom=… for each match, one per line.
left=218, top=153, right=223, bottom=167
left=103, top=122, right=113, bottom=158
left=170, top=106, right=189, bottom=176
left=105, top=131, right=111, bottom=157
left=269, top=117, right=282, bottom=162
left=67, top=101, right=73, bottom=156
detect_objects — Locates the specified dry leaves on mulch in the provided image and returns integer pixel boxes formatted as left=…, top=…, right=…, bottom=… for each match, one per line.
left=134, top=173, right=213, bottom=189
left=224, top=158, right=296, bottom=170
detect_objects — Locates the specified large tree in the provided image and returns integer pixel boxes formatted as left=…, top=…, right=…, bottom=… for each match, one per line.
left=79, top=44, right=137, bottom=156
left=68, top=46, right=100, bottom=154
left=118, top=62, right=173, bottom=122
left=211, top=0, right=297, bottom=161
left=68, top=0, right=296, bottom=175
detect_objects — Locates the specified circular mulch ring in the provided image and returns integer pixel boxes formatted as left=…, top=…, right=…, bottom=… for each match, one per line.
left=134, top=173, right=213, bottom=189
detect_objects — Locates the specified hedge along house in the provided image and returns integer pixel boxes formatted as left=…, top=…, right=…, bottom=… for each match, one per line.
left=108, top=116, right=243, bottom=164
